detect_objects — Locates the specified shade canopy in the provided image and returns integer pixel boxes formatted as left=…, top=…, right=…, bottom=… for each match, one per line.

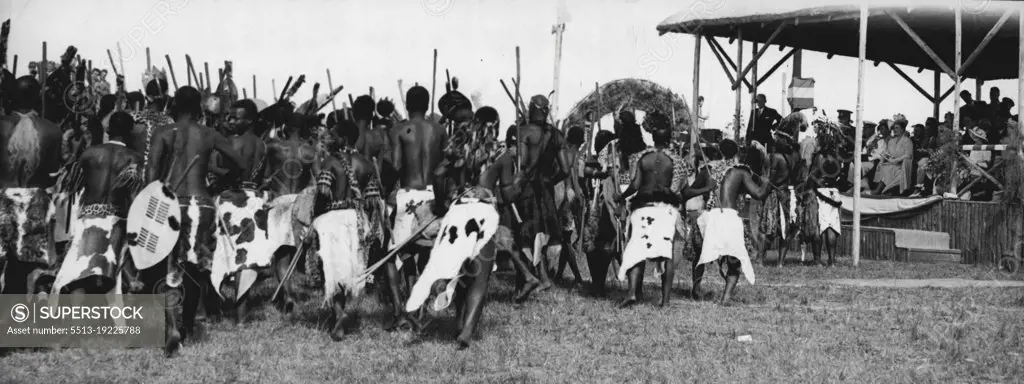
left=656, top=0, right=1022, bottom=81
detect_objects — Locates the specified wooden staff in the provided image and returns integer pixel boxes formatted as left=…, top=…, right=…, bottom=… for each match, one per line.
left=106, top=49, right=118, bottom=77
left=40, top=42, right=46, bottom=117
left=515, top=46, right=522, bottom=121
left=347, top=94, right=355, bottom=120
left=185, top=55, right=199, bottom=87
left=164, top=55, right=178, bottom=90
left=279, top=76, right=292, bottom=101
left=11, top=55, right=16, bottom=77
left=204, top=62, right=211, bottom=92
left=511, top=78, right=527, bottom=115
left=145, top=47, right=151, bottom=72
left=430, top=49, right=437, bottom=117
left=397, top=79, right=407, bottom=111
left=369, top=86, right=375, bottom=101
left=116, top=42, right=126, bottom=81
left=317, top=85, right=345, bottom=111
left=198, top=75, right=204, bottom=92
left=326, top=69, right=338, bottom=111
left=499, top=79, right=522, bottom=119
left=272, top=79, right=277, bottom=102
left=252, top=74, right=257, bottom=99
left=242, top=88, right=247, bottom=99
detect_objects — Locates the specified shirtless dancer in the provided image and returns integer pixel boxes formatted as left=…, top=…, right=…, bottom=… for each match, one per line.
left=553, top=126, right=585, bottom=285
left=311, top=122, right=378, bottom=341
left=262, top=113, right=316, bottom=312
left=614, top=113, right=700, bottom=308
left=53, top=112, right=144, bottom=295
left=479, top=129, right=543, bottom=302
left=146, top=86, right=247, bottom=356
left=208, top=99, right=271, bottom=325
left=756, top=132, right=800, bottom=267
left=513, top=95, right=568, bottom=290
left=386, top=85, right=447, bottom=330
left=692, top=140, right=773, bottom=305
left=0, top=77, right=63, bottom=295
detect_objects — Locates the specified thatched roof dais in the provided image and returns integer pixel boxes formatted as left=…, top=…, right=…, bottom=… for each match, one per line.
left=563, top=78, right=693, bottom=144
left=656, top=0, right=1022, bottom=81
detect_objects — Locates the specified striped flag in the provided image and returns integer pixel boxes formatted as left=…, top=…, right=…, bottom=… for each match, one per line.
left=787, top=77, right=814, bottom=111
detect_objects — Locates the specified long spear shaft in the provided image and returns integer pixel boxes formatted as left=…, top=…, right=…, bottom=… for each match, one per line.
left=326, top=69, right=338, bottom=111
left=164, top=54, right=178, bottom=89
left=430, top=49, right=437, bottom=118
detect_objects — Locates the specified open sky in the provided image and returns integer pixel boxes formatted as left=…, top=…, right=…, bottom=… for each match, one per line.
left=4, top=0, right=1018, bottom=136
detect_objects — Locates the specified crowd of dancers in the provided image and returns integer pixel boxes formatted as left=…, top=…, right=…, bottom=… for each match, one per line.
left=0, top=53, right=848, bottom=357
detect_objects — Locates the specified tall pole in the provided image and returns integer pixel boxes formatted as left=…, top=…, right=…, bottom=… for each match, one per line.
left=853, top=5, right=868, bottom=267
left=951, top=5, right=962, bottom=194
left=691, top=33, right=701, bottom=163
left=934, top=71, right=940, bottom=119
left=551, top=22, right=566, bottom=129
left=272, top=79, right=277, bottom=102
left=781, top=70, right=787, bottom=116
left=750, top=41, right=758, bottom=136
left=1019, top=8, right=1024, bottom=137
left=253, top=75, right=257, bottom=99
left=430, top=49, right=438, bottom=118
left=734, top=30, right=743, bottom=141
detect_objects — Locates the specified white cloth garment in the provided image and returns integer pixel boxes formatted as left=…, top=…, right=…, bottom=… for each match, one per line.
left=405, top=199, right=499, bottom=312
left=617, top=203, right=679, bottom=281
left=696, top=208, right=756, bottom=285
left=312, top=209, right=365, bottom=304
left=817, top=188, right=842, bottom=235
left=390, top=186, right=436, bottom=270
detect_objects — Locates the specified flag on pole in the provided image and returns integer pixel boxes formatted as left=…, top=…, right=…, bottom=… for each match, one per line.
left=787, top=77, right=814, bottom=111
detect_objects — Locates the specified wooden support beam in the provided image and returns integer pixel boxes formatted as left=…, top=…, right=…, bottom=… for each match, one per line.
left=887, top=62, right=933, bottom=102
left=852, top=4, right=867, bottom=268
left=706, top=36, right=753, bottom=91
left=705, top=36, right=740, bottom=89
left=1020, top=8, right=1024, bottom=139
left=938, top=74, right=970, bottom=102
left=958, top=153, right=1004, bottom=190
left=933, top=71, right=940, bottom=119
left=691, top=33, right=701, bottom=163
left=734, top=29, right=743, bottom=141
left=957, top=159, right=1005, bottom=195
left=756, top=48, right=796, bottom=87
left=888, top=11, right=956, bottom=79
left=951, top=6, right=962, bottom=194
left=958, top=10, right=1013, bottom=76
left=731, top=22, right=786, bottom=90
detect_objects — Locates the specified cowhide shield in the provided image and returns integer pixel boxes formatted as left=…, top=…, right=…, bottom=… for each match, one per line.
left=211, top=189, right=275, bottom=300
left=0, top=188, right=56, bottom=266
left=125, top=182, right=182, bottom=270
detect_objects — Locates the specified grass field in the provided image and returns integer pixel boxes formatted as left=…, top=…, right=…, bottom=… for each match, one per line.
left=2, top=258, right=1023, bottom=384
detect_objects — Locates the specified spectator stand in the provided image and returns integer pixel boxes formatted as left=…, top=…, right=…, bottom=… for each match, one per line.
left=656, top=0, right=1024, bottom=267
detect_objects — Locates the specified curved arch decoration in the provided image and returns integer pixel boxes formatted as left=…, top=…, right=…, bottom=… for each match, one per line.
left=562, top=78, right=694, bottom=149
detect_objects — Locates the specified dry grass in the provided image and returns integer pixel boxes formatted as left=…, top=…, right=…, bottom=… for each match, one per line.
left=2, top=259, right=1023, bottom=384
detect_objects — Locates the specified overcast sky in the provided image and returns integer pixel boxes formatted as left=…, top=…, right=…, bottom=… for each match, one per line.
left=5, top=0, right=1018, bottom=136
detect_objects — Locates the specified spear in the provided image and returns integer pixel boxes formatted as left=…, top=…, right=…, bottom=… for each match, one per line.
left=326, top=69, right=338, bottom=111
left=204, top=62, right=211, bottom=93
left=164, top=54, right=178, bottom=89
left=430, top=48, right=437, bottom=117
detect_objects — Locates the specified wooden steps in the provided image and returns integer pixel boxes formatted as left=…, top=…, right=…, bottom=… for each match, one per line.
left=839, top=226, right=962, bottom=264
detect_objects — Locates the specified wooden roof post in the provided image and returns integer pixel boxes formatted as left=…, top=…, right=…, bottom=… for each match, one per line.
left=853, top=4, right=868, bottom=268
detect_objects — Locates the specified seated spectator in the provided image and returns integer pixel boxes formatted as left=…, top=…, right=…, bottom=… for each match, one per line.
left=910, top=119, right=940, bottom=197
left=849, top=121, right=885, bottom=193
left=873, top=119, right=913, bottom=195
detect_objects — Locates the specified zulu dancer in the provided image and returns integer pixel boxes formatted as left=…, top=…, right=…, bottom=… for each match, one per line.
left=582, top=130, right=621, bottom=297
left=510, top=95, right=567, bottom=291
left=479, top=128, right=543, bottom=302
left=554, top=125, right=585, bottom=285
left=692, top=140, right=773, bottom=305
left=53, top=111, right=144, bottom=294
left=386, top=85, right=446, bottom=330
left=145, top=86, right=247, bottom=356
left=0, top=77, right=63, bottom=295
left=756, top=131, right=800, bottom=267
left=613, top=112, right=690, bottom=308
left=799, top=120, right=844, bottom=266
left=208, top=99, right=275, bottom=325
left=311, top=122, right=380, bottom=341
left=261, top=113, right=317, bottom=312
